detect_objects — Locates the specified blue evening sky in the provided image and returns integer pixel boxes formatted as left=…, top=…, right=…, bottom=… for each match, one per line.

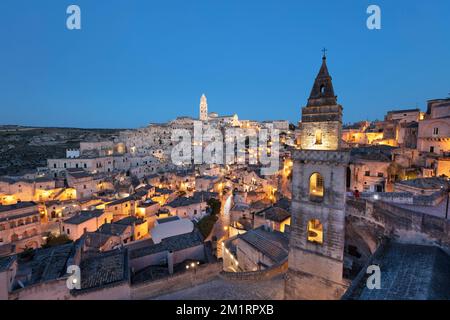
left=0, top=0, right=449, bottom=128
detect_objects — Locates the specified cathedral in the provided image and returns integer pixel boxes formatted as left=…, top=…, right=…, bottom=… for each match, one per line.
left=285, top=53, right=350, bottom=299
left=199, top=93, right=208, bottom=121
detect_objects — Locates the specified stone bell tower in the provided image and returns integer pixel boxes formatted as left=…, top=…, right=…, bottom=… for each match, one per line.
left=285, top=52, right=350, bottom=300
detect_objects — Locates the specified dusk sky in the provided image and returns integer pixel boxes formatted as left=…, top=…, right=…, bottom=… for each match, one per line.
left=0, top=0, right=449, bottom=128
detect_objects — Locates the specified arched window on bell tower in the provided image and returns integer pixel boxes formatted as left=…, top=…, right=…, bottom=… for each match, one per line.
left=309, top=172, right=324, bottom=201
left=320, top=84, right=326, bottom=95
left=307, top=219, right=323, bottom=244
left=315, top=130, right=323, bottom=145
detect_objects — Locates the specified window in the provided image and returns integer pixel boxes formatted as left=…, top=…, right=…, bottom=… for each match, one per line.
left=54, top=164, right=57, bottom=168
left=433, top=127, right=439, bottom=135
left=83, top=227, right=87, bottom=234
left=365, top=171, right=370, bottom=177
left=377, top=172, right=384, bottom=177
left=307, top=219, right=323, bottom=244
left=430, top=146, right=435, bottom=153
left=320, top=85, right=325, bottom=95
left=83, top=185, right=87, bottom=189
left=64, top=163, right=67, bottom=168
left=309, top=173, right=324, bottom=200
left=67, top=228, right=70, bottom=235
left=315, top=130, right=323, bottom=145
left=84, top=163, right=87, bottom=168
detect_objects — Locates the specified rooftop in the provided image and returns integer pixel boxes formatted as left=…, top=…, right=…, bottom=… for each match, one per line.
left=66, top=168, right=93, bottom=179
left=345, top=242, right=450, bottom=300
left=396, top=177, right=448, bottom=190
left=0, top=255, right=16, bottom=272
left=115, top=216, right=146, bottom=226
left=387, top=108, right=420, bottom=115
left=98, top=223, right=129, bottom=236
left=165, top=196, right=204, bottom=208
left=157, top=216, right=180, bottom=224
left=78, top=248, right=128, bottom=291
left=129, top=229, right=203, bottom=259
left=63, top=209, right=105, bottom=225
left=0, top=201, right=37, bottom=213
left=14, top=243, right=74, bottom=287
left=257, top=206, right=291, bottom=223
left=238, top=227, right=289, bottom=263
left=107, top=196, right=134, bottom=206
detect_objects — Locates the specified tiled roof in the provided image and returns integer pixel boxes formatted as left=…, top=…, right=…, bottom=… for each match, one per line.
left=98, top=223, right=129, bottom=236
left=157, top=216, right=180, bottom=224
left=114, top=216, right=145, bottom=226
left=0, top=255, right=16, bottom=272
left=129, top=229, right=203, bottom=259
left=107, top=196, right=134, bottom=206
left=16, top=244, right=74, bottom=286
left=0, top=201, right=37, bottom=213
left=346, top=242, right=450, bottom=300
left=79, top=249, right=128, bottom=290
left=259, top=207, right=291, bottom=223
left=166, top=196, right=204, bottom=208
left=239, top=227, right=289, bottom=263
left=63, top=209, right=104, bottom=225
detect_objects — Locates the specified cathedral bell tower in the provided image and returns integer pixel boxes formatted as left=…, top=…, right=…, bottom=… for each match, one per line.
left=199, top=94, right=208, bottom=121
left=285, top=53, right=350, bottom=300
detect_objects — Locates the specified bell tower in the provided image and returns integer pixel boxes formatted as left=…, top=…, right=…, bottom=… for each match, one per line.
left=299, top=52, right=343, bottom=151
left=285, top=53, right=350, bottom=300
left=199, top=94, right=208, bottom=121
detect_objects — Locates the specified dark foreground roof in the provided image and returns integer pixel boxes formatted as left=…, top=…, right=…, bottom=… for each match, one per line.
left=344, top=242, right=450, bottom=300
left=0, top=255, right=16, bottom=272
left=78, top=248, right=128, bottom=291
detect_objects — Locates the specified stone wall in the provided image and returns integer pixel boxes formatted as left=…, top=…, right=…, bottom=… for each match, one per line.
left=300, top=121, right=342, bottom=151
left=346, top=199, right=450, bottom=254
left=220, top=258, right=288, bottom=281
left=131, top=261, right=222, bottom=300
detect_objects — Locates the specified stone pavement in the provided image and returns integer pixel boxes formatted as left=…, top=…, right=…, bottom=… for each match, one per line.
left=152, top=275, right=285, bottom=300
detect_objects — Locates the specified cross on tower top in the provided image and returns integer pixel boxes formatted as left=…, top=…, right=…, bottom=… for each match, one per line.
left=322, top=48, right=328, bottom=59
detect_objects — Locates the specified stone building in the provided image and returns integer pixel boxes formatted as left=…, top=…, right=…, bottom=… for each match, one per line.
left=0, top=202, right=42, bottom=252
left=199, top=94, right=208, bottom=121
left=417, top=98, right=450, bottom=155
left=285, top=54, right=350, bottom=300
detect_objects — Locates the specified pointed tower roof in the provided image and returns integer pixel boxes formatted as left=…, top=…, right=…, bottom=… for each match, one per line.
left=307, top=54, right=337, bottom=107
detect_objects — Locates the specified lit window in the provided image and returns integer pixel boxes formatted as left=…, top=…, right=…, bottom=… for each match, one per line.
left=315, top=130, right=323, bottom=145
left=307, top=219, right=323, bottom=244
left=309, top=173, right=324, bottom=199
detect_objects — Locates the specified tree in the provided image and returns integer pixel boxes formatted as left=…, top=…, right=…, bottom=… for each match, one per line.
left=42, top=233, right=72, bottom=248
left=207, top=198, right=221, bottom=216
left=197, top=215, right=219, bottom=238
